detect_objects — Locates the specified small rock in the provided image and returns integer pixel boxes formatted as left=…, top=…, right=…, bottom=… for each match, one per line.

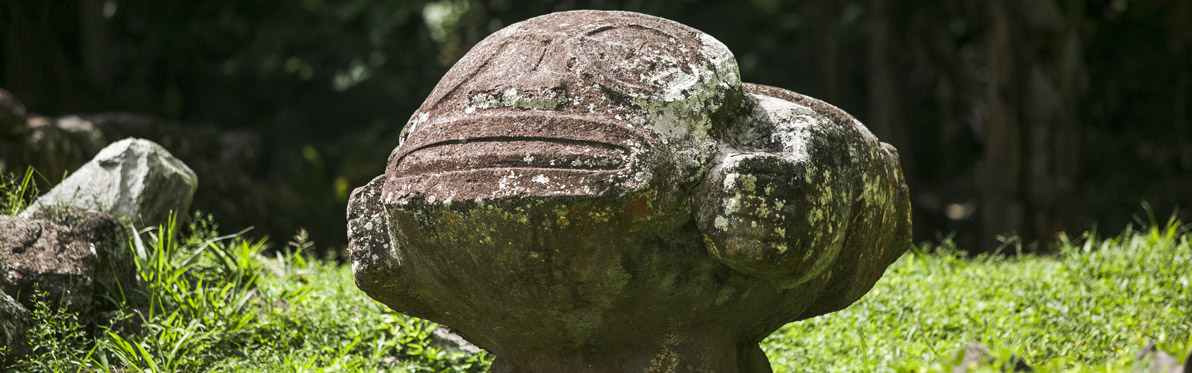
left=1135, top=342, right=1184, bottom=373
left=950, top=343, right=1032, bottom=373
left=20, top=138, right=198, bottom=228
left=1, top=208, right=135, bottom=312
left=1, top=112, right=273, bottom=245
left=0, top=88, right=26, bottom=137
left=0, top=208, right=135, bottom=365
left=1, top=115, right=108, bottom=178
left=0, top=291, right=31, bottom=365
left=430, top=326, right=482, bottom=356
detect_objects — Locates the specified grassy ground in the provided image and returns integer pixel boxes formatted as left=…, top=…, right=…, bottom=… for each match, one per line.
left=4, top=214, right=490, bottom=372
left=762, top=218, right=1192, bottom=371
left=3, top=169, right=1190, bottom=371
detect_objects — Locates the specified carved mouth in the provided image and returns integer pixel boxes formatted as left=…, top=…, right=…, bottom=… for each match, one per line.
left=394, top=137, right=630, bottom=175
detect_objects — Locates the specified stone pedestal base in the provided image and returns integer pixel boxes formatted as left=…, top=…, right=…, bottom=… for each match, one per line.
left=490, top=337, right=772, bottom=373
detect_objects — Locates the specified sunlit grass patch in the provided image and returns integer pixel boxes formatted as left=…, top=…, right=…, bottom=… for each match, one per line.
left=762, top=218, right=1192, bottom=372
left=8, top=214, right=488, bottom=372
left=0, top=167, right=37, bottom=216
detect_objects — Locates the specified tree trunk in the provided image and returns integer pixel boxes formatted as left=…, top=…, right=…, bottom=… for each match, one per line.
left=80, top=0, right=114, bottom=92
left=867, top=0, right=909, bottom=169
left=982, top=1, right=1024, bottom=251
left=0, top=0, right=77, bottom=112
left=1049, top=0, right=1084, bottom=243
left=866, top=0, right=895, bottom=141
left=811, top=3, right=843, bottom=104
left=982, top=0, right=1083, bottom=251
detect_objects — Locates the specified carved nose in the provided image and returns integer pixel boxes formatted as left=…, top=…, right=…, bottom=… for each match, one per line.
left=395, top=138, right=630, bottom=176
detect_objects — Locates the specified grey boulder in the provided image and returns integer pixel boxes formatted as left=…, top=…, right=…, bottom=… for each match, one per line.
left=0, top=291, right=31, bottom=364
left=1, top=208, right=135, bottom=364
left=20, top=138, right=197, bottom=228
left=0, top=114, right=108, bottom=177
left=1134, top=342, right=1186, bottom=373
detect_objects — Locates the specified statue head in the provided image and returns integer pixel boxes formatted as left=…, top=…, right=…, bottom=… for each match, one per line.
left=380, top=11, right=742, bottom=229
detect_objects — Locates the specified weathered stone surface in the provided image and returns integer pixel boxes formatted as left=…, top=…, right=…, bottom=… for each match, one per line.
left=0, top=208, right=135, bottom=364
left=949, top=343, right=1031, bottom=373
left=0, top=291, right=31, bottom=364
left=1134, top=342, right=1185, bottom=373
left=20, top=138, right=198, bottom=228
left=0, top=114, right=108, bottom=178
left=0, top=88, right=26, bottom=137
left=1, top=208, right=135, bottom=312
left=431, top=326, right=482, bottom=356
left=348, top=10, right=911, bottom=372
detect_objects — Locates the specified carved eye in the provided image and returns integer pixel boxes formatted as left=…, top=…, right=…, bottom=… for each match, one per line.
left=568, top=24, right=695, bottom=100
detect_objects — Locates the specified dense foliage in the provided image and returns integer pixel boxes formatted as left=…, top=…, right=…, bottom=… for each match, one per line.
left=2, top=0, right=1188, bottom=250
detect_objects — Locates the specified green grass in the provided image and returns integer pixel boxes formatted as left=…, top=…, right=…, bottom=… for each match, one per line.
left=6, top=214, right=489, bottom=372
left=0, top=167, right=37, bottom=216
left=762, top=218, right=1192, bottom=372
left=4, top=186, right=1189, bottom=371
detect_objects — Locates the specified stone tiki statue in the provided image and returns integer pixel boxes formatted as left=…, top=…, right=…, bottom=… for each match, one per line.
left=348, top=10, right=911, bottom=372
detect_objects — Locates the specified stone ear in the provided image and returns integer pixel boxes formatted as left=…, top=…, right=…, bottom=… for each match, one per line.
left=347, top=175, right=399, bottom=277
left=694, top=151, right=822, bottom=288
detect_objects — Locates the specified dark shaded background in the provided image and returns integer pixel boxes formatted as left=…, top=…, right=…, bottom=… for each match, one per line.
left=1, top=0, right=1189, bottom=253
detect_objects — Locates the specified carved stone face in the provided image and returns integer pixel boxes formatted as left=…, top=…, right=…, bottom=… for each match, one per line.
left=347, top=10, right=911, bottom=371
left=385, top=11, right=738, bottom=205
left=373, top=10, right=743, bottom=253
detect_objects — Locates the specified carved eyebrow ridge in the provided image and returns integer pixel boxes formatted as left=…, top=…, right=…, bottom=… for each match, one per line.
left=394, top=136, right=632, bottom=173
